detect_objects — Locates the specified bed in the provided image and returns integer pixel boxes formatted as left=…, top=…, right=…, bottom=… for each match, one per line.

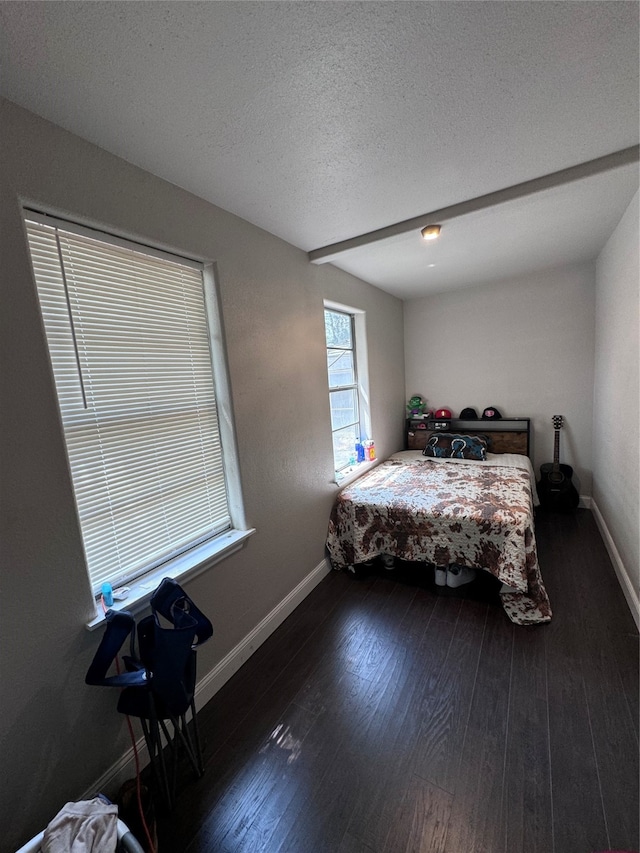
left=326, top=422, right=551, bottom=625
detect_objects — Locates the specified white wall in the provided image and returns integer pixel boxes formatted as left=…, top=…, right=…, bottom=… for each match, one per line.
left=593, top=190, right=639, bottom=618
left=403, top=265, right=596, bottom=496
left=0, top=99, right=406, bottom=850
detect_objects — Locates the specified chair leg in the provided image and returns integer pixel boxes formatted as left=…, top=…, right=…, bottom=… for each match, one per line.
left=183, top=708, right=204, bottom=778
left=166, top=710, right=203, bottom=780
left=140, top=718, right=164, bottom=808
left=189, top=698, right=205, bottom=776
left=142, top=702, right=173, bottom=810
left=140, top=703, right=204, bottom=810
left=158, top=717, right=179, bottom=806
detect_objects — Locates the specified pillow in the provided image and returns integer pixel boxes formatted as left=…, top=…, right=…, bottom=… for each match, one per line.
left=422, top=433, right=488, bottom=460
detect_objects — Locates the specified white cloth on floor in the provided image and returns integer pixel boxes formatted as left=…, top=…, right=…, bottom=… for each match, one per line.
left=42, top=798, right=118, bottom=853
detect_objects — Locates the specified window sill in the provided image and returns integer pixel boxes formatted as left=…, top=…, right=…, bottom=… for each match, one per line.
left=86, top=527, right=255, bottom=631
left=334, top=459, right=378, bottom=488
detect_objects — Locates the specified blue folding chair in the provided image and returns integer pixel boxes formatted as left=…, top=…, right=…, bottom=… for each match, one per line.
left=86, top=579, right=213, bottom=809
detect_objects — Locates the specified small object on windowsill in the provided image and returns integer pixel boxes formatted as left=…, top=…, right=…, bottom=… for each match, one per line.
left=336, top=465, right=355, bottom=481
left=113, top=587, right=131, bottom=601
left=335, top=455, right=377, bottom=485
left=101, top=582, right=114, bottom=607
left=363, top=440, right=376, bottom=461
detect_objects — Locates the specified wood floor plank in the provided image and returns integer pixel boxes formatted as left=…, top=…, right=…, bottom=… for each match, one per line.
left=502, top=625, right=553, bottom=853
left=344, top=612, right=462, bottom=851
left=205, top=706, right=333, bottom=853
left=571, top=511, right=640, bottom=736
left=387, top=581, right=439, bottom=645
left=337, top=832, right=378, bottom=853
left=546, top=652, right=609, bottom=853
left=570, top=514, right=639, bottom=851
left=283, top=587, right=430, bottom=852
left=167, top=701, right=319, bottom=851
left=542, top=511, right=610, bottom=853
left=198, top=655, right=391, bottom=853
left=411, top=598, right=488, bottom=795
left=272, top=749, right=364, bottom=853
left=382, top=774, right=452, bottom=853
left=442, top=614, right=514, bottom=853
left=618, top=628, right=640, bottom=743
left=272, top=649, right=405, bottom=853
left=581, top=640, right=640, bottom=851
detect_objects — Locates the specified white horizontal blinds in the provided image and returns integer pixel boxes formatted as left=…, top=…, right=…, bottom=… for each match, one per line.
left=25, top=216, right=231, bottom=591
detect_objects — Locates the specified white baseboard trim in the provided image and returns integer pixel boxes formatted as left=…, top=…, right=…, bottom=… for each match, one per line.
left=83, top=557, right=332, bottom=800
left=591, top=499, right=640, bottom=631
left=578, top=494, right=591, bottom=509
left=194, top=557, right=331, bottom=710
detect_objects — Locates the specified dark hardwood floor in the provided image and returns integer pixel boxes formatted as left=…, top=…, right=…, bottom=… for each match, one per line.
left=157, top=509, right=639, bottom=853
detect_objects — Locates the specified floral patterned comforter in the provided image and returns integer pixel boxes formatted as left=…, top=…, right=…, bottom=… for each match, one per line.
left=326, top=455, right=551, bottom=625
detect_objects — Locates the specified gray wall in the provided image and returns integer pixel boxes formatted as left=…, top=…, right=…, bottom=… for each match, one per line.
left=593, top=191, right=639, bottom=609
left=403, top=264, right=596, bottom=496
left=0, top=99, right=406, bottom=850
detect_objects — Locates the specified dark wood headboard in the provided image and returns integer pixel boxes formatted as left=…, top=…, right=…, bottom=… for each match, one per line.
left=406, top=418, right=531, bottom=456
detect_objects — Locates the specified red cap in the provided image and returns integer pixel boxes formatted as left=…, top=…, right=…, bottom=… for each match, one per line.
left=434, top=408, right=452, bottom=419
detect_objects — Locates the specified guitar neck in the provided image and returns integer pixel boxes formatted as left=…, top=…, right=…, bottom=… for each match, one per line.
left=553, top=429, right=560, bottom=471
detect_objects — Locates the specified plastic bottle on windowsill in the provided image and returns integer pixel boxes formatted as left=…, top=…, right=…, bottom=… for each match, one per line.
left=355, top=440, right=365, bottom=463
left=363, top=440, right=376, bottom=461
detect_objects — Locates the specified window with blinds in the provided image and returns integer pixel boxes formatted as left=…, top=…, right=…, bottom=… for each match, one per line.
left=24, top=211, right=233, bottom=593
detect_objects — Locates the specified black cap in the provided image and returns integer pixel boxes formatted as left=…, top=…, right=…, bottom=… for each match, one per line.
left=459, top=407, right=478, bottom=419
left=482, top=406, right=502, bottom=419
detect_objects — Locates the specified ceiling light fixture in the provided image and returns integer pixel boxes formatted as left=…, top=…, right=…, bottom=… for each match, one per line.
left=421, top=224, right=441, bottom=240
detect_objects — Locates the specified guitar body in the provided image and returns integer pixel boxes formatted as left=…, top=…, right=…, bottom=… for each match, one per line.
left=537, top=416, right=579, bottom=511
left=537, top=462, right=579, bottom=511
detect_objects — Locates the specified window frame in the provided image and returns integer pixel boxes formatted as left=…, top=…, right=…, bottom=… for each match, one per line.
left=324, top=300, right=372, bottom=482
left=23, top=208, right=253, bottom=627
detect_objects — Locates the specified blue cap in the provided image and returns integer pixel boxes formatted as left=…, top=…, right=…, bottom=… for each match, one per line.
left=101, top=582, right=114, bottom=607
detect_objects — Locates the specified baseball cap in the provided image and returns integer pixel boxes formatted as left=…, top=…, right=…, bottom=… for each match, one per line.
left=482, top=406, right=502, bottom=419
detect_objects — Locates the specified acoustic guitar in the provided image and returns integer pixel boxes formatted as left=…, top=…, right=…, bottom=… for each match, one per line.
left=537, top=415, right=579, bottom=511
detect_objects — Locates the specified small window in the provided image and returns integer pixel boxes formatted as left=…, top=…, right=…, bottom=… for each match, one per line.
left=24, top=210, right=246, bottom=595
left=324, top=303, right=371, bottom=478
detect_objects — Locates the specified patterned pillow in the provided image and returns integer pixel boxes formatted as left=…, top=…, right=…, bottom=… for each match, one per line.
left=422, top=433, right=488, bottom=460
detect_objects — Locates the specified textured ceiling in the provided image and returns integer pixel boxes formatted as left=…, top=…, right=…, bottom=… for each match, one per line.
left=0, top=1, right=638, bottom=298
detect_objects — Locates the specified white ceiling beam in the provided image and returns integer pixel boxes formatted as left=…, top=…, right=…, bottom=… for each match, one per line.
left=308, top=146, right=639, bottom=265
